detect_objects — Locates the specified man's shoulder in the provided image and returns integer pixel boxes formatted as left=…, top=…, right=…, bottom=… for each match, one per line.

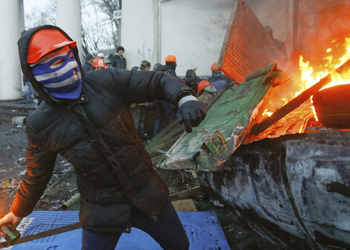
left=25, top=103, right=66, bottom=133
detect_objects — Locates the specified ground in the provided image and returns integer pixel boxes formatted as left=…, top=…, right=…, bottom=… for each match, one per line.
left=0, top=122, right=78, bottom=216
left=0, top=120, right=278, bottom=249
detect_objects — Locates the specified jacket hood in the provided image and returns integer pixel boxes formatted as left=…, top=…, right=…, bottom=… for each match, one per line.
left=18, top=25, right=84, bottom=104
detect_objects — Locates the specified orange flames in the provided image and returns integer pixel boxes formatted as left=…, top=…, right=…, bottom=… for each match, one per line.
left=262, top=35, right=350, bottom=120
left=299, top=36, right=350, bottom=93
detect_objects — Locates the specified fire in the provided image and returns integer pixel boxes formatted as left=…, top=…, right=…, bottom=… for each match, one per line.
left=262, top=109, right=273, bottom=118
left=299, top=36, right=350, bottom=93
left=262, top=35, right=350, bottom=121
left=310, top=96, right=318, bottom=121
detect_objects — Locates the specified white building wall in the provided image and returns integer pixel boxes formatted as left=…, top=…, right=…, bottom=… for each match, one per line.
left=122, top=0, right=234, bottom=76
left=160, top=0, right=235, bottom=77
left=121, top=0, right=155, bottom=70
left=121, top=0, right=293, bottom=77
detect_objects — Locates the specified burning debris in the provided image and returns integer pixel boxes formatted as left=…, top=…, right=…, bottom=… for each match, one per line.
left=151, top=0, right=350, bottom=248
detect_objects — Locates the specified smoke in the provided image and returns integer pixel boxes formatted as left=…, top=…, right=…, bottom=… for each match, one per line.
left=292, top=0, right=350, bottom=71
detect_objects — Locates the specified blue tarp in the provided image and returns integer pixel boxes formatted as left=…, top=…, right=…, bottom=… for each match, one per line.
left=9, top=211, right=229, bottom=250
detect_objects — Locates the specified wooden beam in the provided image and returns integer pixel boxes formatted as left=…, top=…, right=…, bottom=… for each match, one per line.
left=251, top=74, right=332, bottom=135
left=251, top=58, right=350, bottom=136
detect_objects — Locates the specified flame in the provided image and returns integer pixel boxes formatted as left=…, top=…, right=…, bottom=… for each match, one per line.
left=262, top=109, right=273, bottom=118
left=262, top=35, right=350, bottom=121
left=299, top=36, right=350, bottom=92
left=310, top=96, right=318, bottom=121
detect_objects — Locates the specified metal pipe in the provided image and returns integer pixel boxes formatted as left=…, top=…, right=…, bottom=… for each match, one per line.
left=62, top=193, right=81, bottom=210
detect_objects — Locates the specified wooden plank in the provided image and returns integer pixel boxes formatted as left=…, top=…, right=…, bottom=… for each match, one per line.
left=251, top=58, right=350, bottom=136
left=251, top=75, right=332, bottom=135
left=0, top=223, right=81, bottom=248
left=171, top=199, right=197, bottom=212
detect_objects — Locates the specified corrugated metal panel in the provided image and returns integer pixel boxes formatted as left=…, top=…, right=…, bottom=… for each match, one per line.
left=218, top=0, right=280, bottom=83
left=157, top=64, right=275, bottom=171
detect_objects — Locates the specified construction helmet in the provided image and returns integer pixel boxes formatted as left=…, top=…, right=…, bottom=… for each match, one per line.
left=198, top=80, right=211, bottom=93
left=165, top=55, right=176, bottom=63
left=92, top=58, right=106, bottom=68
left=97, top=52, right=105, bottom=58
left=211, top=62, right=220, bottom=71
left=27, top=29, right=76, bottom=64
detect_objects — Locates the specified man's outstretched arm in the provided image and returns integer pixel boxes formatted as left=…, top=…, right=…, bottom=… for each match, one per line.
left=111, top=69, right=207, bottom=133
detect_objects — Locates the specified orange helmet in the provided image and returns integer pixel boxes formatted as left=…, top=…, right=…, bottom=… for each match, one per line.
left=198, top=80, right=211, bottom=93
left=211, top=62, right=220, bottom=71
left=165, top=55, right=177, bottom=63
left=92, top=58, right=106, bottom=68
left=28, top=29, right=76, bottom=64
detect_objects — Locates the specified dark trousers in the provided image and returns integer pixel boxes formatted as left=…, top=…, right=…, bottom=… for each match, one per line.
left=81, top=200, right=189, bottom=250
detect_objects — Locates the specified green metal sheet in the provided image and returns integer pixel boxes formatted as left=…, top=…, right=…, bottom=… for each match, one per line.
left=158, top=64, right=275, bottom=171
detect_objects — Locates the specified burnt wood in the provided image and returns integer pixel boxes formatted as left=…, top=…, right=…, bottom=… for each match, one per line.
left=251, top=59, right=350, bottom=135
left=251, top=75, right=332, bottom=135
left=0, top=223, right=81, bottom=248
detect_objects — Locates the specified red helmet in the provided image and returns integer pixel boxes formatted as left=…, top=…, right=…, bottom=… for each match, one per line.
left=211, top=62, right=220, bottom=71
left=92, top=58, right=106, bottom=68
left=27, top=29, right=76, bottom=64
left=198, top=80, right=211, bottom=93
left=165, top=55, right=176, bottom=63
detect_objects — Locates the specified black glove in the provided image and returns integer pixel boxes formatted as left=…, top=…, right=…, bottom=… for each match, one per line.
left=176, top=100, right=207, bottom=133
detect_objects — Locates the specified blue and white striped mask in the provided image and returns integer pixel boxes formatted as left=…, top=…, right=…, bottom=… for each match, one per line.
left=30, top=46, right=82, bottom=99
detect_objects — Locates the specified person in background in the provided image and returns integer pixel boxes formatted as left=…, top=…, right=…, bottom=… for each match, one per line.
left=131, top=60, right=153, bottom=140
left=140, top=60, right=151, bottom=71
left=264, top=25, right=288, bottom=64
left=0, top=25, right=207, bottom=250
left=131, top=66, right=139, bottom=72
left=156, top=55, right=177, bottom=77
left=208, top=63, right=236, bottom=90
left=104, top=57, right=112, bottom=68
left=113, top=46, right=127, bottom=69
left=153, top=55, right=179, bottom=136
left=82, top=54, right=93, bottom=72
left=197, top=80, right=218, bottom=107
left=22, top=74, right=33, bottom=101
left=182, top=68, right=201, bottom=97
left=92, top=57, right=106, bottom=71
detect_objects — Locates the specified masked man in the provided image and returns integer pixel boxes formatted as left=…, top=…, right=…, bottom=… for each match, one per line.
left=0, top=25, right=207, bottom=250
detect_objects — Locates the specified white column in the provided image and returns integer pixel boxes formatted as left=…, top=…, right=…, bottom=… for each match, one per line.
left=19, top=0, right=26, bottom=93
left=56, top=0, right=83, bottom=61
left=19, top=0, right=25, bottom=33
left=0, top=0, right=22, bottom=101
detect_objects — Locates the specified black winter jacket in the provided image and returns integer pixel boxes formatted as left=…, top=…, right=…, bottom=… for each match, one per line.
left=156, top=65, right=177, bottom=77
left=112, top=54, right=127, bottom=69
left=82, top=61, right=93, bottom=72
left=182, top=69, right=201, bottom=96
left=14, top=25, right=194, bottom=233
